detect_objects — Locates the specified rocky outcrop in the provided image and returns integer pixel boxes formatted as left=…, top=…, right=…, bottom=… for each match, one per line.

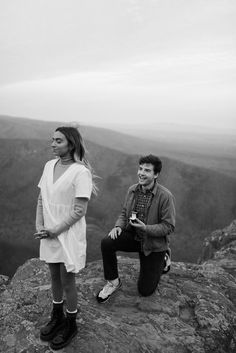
left=0, top=221, right=236, bottom=353
left=199, top=220, right=236, bottom=278
left=0, top=274, right=9, bottom=294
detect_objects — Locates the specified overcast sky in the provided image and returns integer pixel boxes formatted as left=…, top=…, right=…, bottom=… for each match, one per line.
left=0, top=0, right=235, bottom=134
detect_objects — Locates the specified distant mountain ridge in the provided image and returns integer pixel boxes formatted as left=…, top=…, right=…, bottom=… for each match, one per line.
left=0, top=115, right=235, bottom=178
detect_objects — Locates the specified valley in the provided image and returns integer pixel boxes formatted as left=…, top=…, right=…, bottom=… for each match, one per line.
left=0, top=116, right=235, bottom=276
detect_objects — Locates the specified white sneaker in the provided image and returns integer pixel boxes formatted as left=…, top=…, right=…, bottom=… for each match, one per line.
left=96, top=279, right=122, bottom=303
left=162, top=249, right=171, bottom=274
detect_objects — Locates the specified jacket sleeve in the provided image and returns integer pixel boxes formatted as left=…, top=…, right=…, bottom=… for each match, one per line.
left=145, top=193, right=176, bottom=238
left=114, top=189, right=130, bottom=229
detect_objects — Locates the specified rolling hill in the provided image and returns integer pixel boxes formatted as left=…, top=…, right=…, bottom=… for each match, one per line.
left=0, top=129, right=236, bottom=276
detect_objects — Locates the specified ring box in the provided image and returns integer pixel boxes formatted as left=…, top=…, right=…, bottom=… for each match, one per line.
left=130, top=211, right=138, bottom=221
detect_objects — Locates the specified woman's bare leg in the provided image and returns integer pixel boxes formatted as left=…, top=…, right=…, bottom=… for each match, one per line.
left=48, top=263, right=63, bottom=302
left=60, top=264, right=77, bottom=312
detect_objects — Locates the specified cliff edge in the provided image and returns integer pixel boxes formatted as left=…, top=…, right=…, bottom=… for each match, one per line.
left=0, top=221, right=236, bottom=353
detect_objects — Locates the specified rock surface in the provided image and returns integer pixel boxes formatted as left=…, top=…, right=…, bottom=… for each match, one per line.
left=0, top=221, right=236, bottom=353
left=199, top=220, right=236, bottom=277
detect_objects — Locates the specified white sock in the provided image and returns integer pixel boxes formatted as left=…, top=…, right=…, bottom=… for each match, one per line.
left=66, top=309, right=78, bottom=314
left=53, top=300, right=63, bottom=304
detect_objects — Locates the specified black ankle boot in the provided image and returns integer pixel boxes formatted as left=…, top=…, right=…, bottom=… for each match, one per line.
left=40, top=302, right=66, bottom=341
left=49, top=311, right=78, bottom=350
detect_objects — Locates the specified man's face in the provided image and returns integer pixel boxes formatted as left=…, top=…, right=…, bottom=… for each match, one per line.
left=137, top=163, right=158, bottom=188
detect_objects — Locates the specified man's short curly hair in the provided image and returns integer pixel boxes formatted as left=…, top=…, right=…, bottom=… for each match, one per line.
left=139, top=154, right=162, bottom=174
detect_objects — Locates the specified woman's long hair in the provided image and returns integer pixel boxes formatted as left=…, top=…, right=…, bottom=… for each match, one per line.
left=56, top=126, right=98, bottom=195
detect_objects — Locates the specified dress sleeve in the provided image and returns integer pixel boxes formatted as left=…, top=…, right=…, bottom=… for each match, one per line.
left=38, top=163, right=47, bottom=189
left=73, top=168, right=92, bottom=199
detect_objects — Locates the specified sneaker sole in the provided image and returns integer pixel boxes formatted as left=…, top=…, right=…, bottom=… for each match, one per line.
left=96, top=281, right=122, bottom=304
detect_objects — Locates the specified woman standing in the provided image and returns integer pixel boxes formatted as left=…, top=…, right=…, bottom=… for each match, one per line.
left=35, top=126, right=96, bottom=350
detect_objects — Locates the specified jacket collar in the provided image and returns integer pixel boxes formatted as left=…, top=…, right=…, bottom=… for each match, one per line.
left=131, top=180, right=159, bottom=195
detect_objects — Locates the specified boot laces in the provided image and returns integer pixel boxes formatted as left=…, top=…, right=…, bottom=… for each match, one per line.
left=46, top=310, right=61, bottom=327
left=56, top=319, right=70, bottom=340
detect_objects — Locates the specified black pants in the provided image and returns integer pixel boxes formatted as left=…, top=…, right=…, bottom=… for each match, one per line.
left=101, top=230, right=166, bottom=297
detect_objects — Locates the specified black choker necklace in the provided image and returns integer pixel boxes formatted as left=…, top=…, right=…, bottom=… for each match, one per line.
left=59, top=157, right=74, bottom=165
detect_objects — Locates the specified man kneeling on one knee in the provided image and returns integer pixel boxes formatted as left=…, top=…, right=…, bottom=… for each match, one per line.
left=96, top=154, right=176, bottom=303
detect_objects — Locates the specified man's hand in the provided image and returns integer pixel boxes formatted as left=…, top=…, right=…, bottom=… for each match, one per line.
left=108, top=227, right=122, bottom=239
left=129, top=218, right=146, bottom=231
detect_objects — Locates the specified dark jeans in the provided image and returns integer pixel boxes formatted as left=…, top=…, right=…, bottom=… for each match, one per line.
left=101, top=229, right=166, bottom=297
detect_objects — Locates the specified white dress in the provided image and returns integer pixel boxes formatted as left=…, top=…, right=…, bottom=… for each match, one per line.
left=38, top=159, right=92, bottom=273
